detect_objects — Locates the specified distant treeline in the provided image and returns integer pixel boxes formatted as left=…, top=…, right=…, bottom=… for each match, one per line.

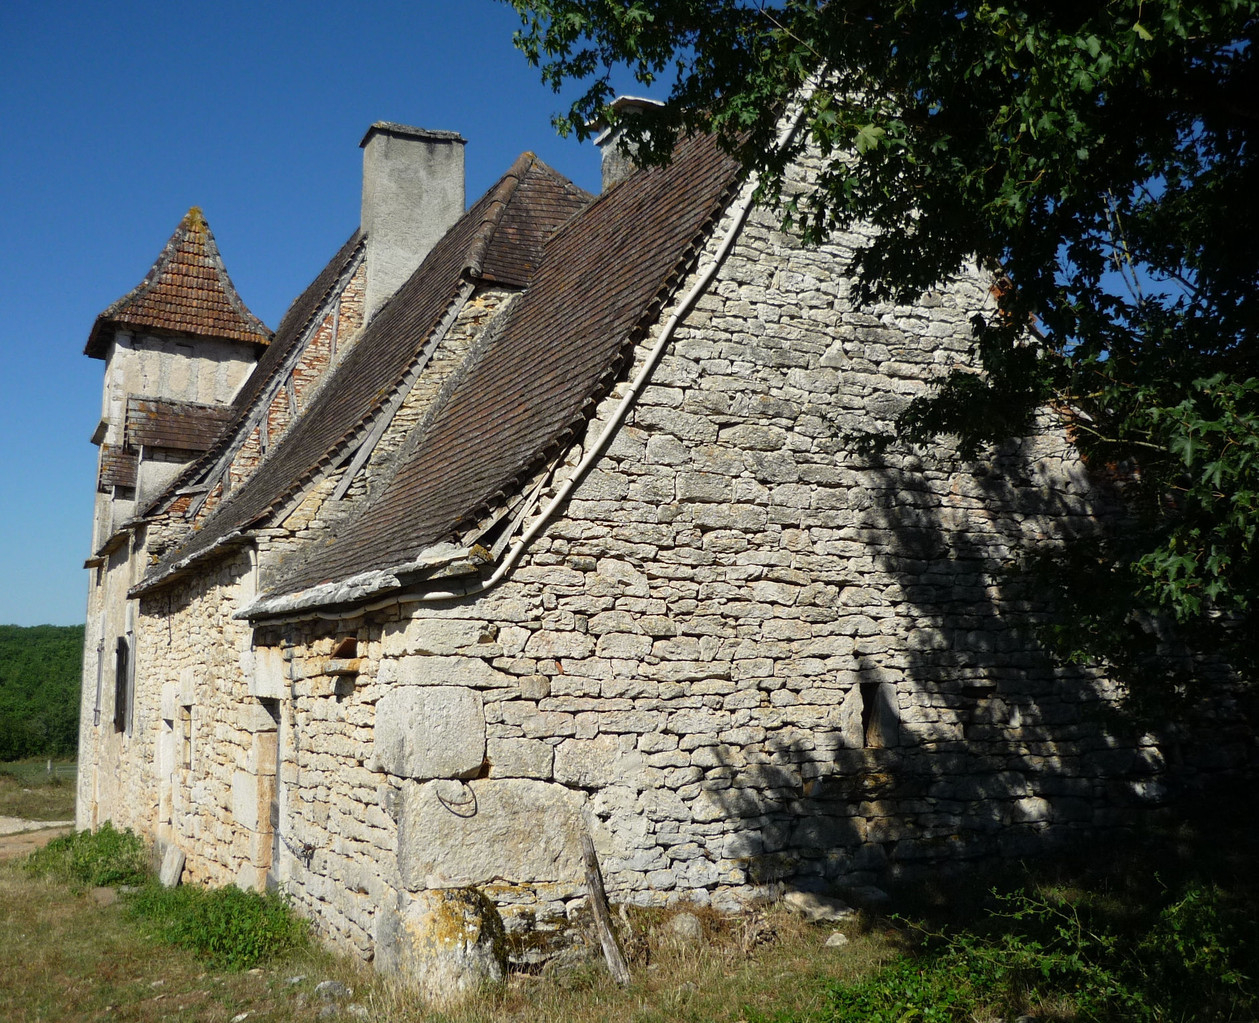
left=0, top=624, right=83, bottom=760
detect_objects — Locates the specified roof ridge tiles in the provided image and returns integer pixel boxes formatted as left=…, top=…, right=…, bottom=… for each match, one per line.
left=85, top=207, right=272, bottom=358
left=465, top=153, right=536, bottom=279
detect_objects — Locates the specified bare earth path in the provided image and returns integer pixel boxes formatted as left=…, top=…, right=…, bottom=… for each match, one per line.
left=0, top=816, right=73, bottom=861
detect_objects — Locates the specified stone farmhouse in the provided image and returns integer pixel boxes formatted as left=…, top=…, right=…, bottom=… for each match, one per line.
left=78, top=112, right=1212, bottom=971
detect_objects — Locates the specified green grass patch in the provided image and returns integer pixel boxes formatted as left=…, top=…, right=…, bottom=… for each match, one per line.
left=127, top=883, right=311, bottom=971
left=24, top=821, right=147, bottom=888
left=0, top=861, right=334, bottom=1023
left=0, top=760, right=77, bottom=820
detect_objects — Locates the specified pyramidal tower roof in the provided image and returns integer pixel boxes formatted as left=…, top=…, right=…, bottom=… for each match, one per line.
left=85, top=207, right=272, bottom=358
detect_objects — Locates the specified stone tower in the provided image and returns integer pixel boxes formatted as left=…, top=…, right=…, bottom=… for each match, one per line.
left=79, top=207, right=270, bottom=828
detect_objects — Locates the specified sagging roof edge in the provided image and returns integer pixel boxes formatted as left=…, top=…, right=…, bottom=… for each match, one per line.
left=236, top=543, right=488, bottom=623
left=128, top=529, right=251, bottom=599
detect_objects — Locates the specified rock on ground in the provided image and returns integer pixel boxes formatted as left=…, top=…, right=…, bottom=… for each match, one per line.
left=375, top=888, right=508, bottom=1006
left=782, top=891, right=856, bottom=923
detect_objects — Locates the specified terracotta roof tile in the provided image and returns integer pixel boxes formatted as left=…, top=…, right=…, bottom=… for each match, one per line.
left=271, top=132, right=741, bottom=595
left=125, top=397, right=236, bottom=453
left=98, top=444, right=137, bottom=491
left=85, top=207, right=272, bottom=358
left=138, top=156, right=591, bottom=591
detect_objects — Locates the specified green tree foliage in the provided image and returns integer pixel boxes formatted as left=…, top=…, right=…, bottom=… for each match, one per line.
left=507, top=1, right=1259, bottom=686
left=0, top=624, right=84, bottom=760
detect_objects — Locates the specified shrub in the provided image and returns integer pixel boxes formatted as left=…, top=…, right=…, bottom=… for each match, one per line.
left=1139, top=883, right=1258, bottom=1021
left=128, top=883, right=310, bottom=971
left=23, top=822, right=148, bottom=888
left=795, top=883, right=1257, bottom=1023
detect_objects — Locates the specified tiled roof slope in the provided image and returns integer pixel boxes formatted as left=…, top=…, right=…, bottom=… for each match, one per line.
left=86, top=207, right=272, bottom=358
left=98, top=445, right=137, bottom=491
left=230, top=230, right=365, bottom=418
left=138, top=155, right=590, bottom=591
left=473, top=154, right=590, bottom=287
left=271, top=131, right=741, bottom=596
left=136, top=231, right=365, bottom=520
left=125, top=398, right=236, bottom=453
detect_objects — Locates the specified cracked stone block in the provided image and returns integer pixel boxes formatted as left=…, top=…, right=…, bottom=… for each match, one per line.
left=397, top=779, right=585, bottom=889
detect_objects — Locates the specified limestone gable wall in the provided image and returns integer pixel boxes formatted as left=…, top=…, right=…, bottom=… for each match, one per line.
left=216, top=165, right=1187, bottom=958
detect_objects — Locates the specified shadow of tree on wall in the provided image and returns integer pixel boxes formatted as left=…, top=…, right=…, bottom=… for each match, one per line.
left=694, top=436, right=1251, bottom=897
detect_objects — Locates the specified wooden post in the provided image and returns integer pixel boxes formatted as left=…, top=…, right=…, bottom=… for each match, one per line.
left=581, top=832, right=631, bottom=986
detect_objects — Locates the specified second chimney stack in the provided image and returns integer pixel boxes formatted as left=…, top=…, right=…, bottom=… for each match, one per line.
left=360, top=122, right=466, bottom=321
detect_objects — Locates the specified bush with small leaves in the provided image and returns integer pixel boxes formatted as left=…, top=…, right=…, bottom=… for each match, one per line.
left=24, top=822, right=148, bottom=889
left=127, top=882, right=310, bottom=971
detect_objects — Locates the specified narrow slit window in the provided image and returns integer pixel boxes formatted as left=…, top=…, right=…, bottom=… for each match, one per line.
left=113, top=638, right=130, bottom=733
left=180, top=705, right=192, bottom=769
left=859, top=682, right=879, bottom=748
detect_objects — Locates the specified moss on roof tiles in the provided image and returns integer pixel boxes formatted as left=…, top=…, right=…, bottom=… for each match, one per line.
left=85, top=207, right=272, bottom=358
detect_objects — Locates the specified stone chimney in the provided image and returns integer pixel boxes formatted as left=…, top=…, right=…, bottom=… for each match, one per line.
left=593, top=96, right=665, bottom=191
left=360, top=122, right=466, bottom=321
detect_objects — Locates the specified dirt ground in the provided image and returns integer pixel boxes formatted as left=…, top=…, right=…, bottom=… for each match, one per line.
left=0, top=817, right=73, bottom=861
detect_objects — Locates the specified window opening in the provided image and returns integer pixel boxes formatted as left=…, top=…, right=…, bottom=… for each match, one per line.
left=93, top=639, right=104, bottom=727
left=180, top=705, right=192, bottom=769
left=260, top=698, right=283, bottom=892
left=859, top=682, right=880, bottom=748
left=113, top=638, right=130, bottom=733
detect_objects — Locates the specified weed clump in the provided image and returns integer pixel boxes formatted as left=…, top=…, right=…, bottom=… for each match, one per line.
left=808, top=882, right=1257, bottom=1023
left=23, top=821, right=148, bottom=888
left=127, top=883, right=310, bottom=970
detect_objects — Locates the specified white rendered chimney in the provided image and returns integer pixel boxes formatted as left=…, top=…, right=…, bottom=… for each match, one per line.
left=593, top=96, right=665, bottom=191
left=360, top=122, right=466, bottom=321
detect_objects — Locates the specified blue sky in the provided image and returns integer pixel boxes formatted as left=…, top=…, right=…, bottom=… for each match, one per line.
left=0, top=2, right=646, bottom=626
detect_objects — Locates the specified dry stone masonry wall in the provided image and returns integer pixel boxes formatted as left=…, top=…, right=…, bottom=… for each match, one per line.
left=90, top=152, right=1209, bottom=970
left=228, top=164, right=1170, bottom=957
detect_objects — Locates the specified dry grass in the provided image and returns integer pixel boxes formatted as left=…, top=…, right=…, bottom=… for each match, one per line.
left=0, top=862, right=897, bottom=1023
left=369, top=905, right=900, bottom=1023
left=0, top=760, right=77, bottom=820
left=0, top=772, right=899, bottom=1022
left=0, top=865, right=327, bottom=1023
